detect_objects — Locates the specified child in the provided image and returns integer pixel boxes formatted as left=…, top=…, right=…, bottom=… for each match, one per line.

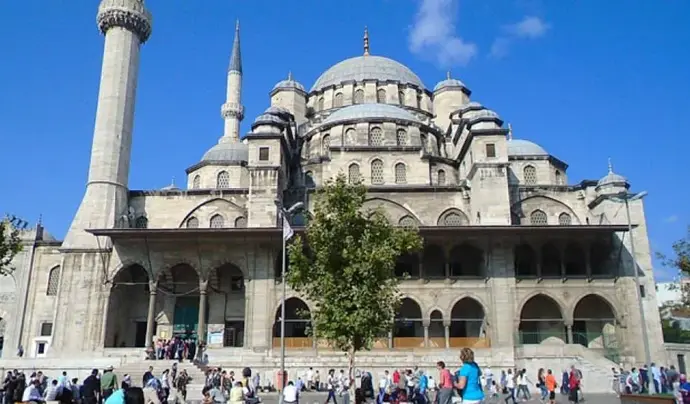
left=489, top=380, right=499, bottom=399
left=229, top=381, right=244, bottom=404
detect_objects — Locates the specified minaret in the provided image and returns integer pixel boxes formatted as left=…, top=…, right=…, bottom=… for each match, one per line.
left=63, top=0, right=152, bottom=249
left=220, top=20, right=244, bottom=143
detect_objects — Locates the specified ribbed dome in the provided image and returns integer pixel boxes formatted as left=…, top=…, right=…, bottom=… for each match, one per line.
left=507, top=139, right=548, bottom=157
left=272, top=73, right=306, bottom=93
left=252, top=113, right=286, bottom=127
left=201, top=141, right=249, bottom=162
left=434, top=78, right=466, bottom=92
left=469, top=109, right=500, bottom=120
left=265, top=106, right=291, bottom=116
left=597, top=171, right=628, bottom=187
left=322, top=104, right=421, bottom=126
left=310, top=56, right=424, bottom=93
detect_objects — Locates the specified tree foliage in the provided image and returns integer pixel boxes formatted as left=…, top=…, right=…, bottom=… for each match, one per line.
left=1, top=216, right=23, bottom=276
left=657, top=226, right=690, bottom=306
left=286, top=173, right=422, bottom=379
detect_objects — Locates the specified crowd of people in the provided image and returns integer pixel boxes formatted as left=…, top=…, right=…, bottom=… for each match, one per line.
left=614, top=363, right=690, bottom=402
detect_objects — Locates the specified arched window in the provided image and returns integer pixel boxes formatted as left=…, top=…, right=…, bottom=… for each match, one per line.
left=354, top=89, right=364, bottom=104
left=210, top=214, right=225, bottom=228
left=322, top=135, right=331, bottom=157
left=530, top=210, right=548, bottom=225
left=395, top=163, right=407, bottom=184
left=523, top=165, right=537, bottom=185
left=398, top=216, right=417, bottom=227
left=377, top=89, right=387, bottom=103
left=46, top=266, right=60, bottom=296
left=235, top=217, right=247, bottom=228
left=438, top=169, right=446, bottom=185
left=217, top=171, right=230, bottom=188
left=443, top=213, right=466, bottom=226
left=369, top=127, right=384, bottom=146
left=558, top=212, right=572, bottom=226
left=345, top=128, right=357, bottom=145
left=398, top=91, right=405, bottom=105
left=334, top=92, right=343, bottom=107
left=192, top=175, right=201, bottom=189
left=348, top=164, right=360, bottom=184
left=371, top=159, right=384, bottom=185
left=317, top=97, right=324, bottom=111
left=135, top=216, right=148, bottom=229
left=396, top=129, right=407, bottom=146
left=186, top=217, right=199, bottom=228
left=555, top=170, right=563, bottom=185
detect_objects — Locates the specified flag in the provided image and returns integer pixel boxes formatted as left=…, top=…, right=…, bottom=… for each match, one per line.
left=282, top=217, right=294, bottom=241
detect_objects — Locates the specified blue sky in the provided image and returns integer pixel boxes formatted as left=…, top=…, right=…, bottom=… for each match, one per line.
left=1, top=0, right=688, bottom=281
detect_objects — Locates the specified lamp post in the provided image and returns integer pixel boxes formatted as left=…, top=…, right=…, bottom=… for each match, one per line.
left=607, top=191, right=652, bottom=384
left=275, top=200, right=304, bottom=404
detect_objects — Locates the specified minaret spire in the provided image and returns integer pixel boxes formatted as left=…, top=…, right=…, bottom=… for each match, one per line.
left=607, top=157, right=613, bottom=174
left=363, top=26, right=370, bottom=56
left=447, top=70, right=451, bottom=80
left=229, top=19, right=242, bottom=73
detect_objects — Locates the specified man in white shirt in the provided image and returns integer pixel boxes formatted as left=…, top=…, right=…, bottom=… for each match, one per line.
left=23, top=379, right=44, bottom=403
left=283, top=381, right=298, bottom=404
left=378, top=371, right=390, bottom=404
left=306, top=368, right=314, bottom=391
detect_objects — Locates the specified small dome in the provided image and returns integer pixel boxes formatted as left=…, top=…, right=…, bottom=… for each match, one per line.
left=507, top=139, right=548, bottom=157
left=311, top=55, right=424, bottom=93
left=470, top=109, right=500, bottom=120
left=434, top=73, right=467, bottom=92
left=265, top=106, right=291, bottom=116
left=321, top=103, right=421, bottom=126
left=253, top=113, right=286, bottom=126
left=201, top=141, right=249, bottom=162
left=597, top=161, right=628, bottom=187
left=272, top=72, right=306, bottom=93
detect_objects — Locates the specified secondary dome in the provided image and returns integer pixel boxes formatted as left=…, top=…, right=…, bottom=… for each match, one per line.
left=310, top=56, right=424, bottom=93
left=202, top=140, right=249, bottom=162
left=507, top=139, right=548, bottom=157
left=321, top=103, right=421, bottom=126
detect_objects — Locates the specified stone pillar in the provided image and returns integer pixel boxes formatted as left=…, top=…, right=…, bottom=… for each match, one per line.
left=423, top=319, right=430, bottom=348
left=198, top=280, right=208, bottom=343
left=566, top=322, right=574, bottom=344
left=388, top=331, right=393, bottom=349
left=145, top=281, right=158, bottom=350
left=443, top=320, right=451, bottom=348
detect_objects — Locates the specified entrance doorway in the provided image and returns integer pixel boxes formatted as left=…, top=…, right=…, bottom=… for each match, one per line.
left=174, top=297, right=200, bottom=341
left=224, top=321, right=245, bottom=347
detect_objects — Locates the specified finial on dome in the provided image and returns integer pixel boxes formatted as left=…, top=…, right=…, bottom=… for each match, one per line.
left=171, top=176, right=176, bottom=186
left=447, top=70, right=451, bottom=80
left=363, top=26, right=370, bottom=56
left=288, top=71, right=293, bottom=80
left=235, top=19, right=240, bottom=32
left=608, top=157, right=613, bottom=174
left=507, top=123, right=513, bottom=141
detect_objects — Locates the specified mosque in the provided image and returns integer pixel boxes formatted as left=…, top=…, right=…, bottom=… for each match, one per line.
left=0, top=0, right=665, bottom=386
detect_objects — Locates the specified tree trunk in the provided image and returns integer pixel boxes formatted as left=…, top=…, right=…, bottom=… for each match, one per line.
left=348, top=348, right=356, bottom=388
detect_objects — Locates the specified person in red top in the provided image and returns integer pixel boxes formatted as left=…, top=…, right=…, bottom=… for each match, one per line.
left=436, top=361, right=454, bottom=404
left=392, top=370, right=400, bottom=385
left=568, top=366, right=581, bottom=403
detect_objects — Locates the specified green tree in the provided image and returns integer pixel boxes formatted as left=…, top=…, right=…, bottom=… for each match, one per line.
left=287, top=173, right=422, bottom=383
left=1, top=216, right=23, bottom=276
left=657, top=226, right=690, bottom=306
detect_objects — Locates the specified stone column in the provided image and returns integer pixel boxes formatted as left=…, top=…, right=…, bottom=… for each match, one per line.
left=423, top=319, right=430, bottom=348
left=566, top=322, right=574, bottom=344
left=443, top=320, right=451, bottom=349
left=145, top=281, right=158, bottom=350
left=198, top=280, right=208, bottom=344
left=388, top=331, right=393, bottom=349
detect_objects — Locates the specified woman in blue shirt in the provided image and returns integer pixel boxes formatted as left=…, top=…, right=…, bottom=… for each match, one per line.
left=455, top=348, right=485, bottom=404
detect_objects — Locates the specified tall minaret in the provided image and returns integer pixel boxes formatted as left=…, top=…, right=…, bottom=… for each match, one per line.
left=220, top=20, right=244, bottom=143
left=63, top=0, right=152, bottom=249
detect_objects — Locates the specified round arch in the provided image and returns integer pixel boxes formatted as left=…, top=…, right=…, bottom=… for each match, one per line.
left=571, top=293, right=618, bottom=348
left=393, top=297, right=424, bottom=348
left=272, top=297, right=312, bottom=349
left=437, top=208, right=470, bottom=226
left=208, top=263, right=246, bottom=347
left=109, top=260, right=152, bottom=282
left=178, top=197, right=246, bottom=228
left=104, top=264, right=152, bottom=348
left=517, top=292, right=568, bottom=344
left=449, top=297, right=489, bottom=348
left=362, top=197, right=422, bottom=224
left=510, top=195, right=582, bottom=225
left=428, top=309, right=445, bottom=348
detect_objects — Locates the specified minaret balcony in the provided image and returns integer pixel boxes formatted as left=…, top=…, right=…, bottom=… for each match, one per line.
left=221, top=102, right=245, bottom=120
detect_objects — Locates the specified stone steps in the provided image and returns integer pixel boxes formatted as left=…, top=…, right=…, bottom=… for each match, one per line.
left=114, top=360, right=207, bottom=401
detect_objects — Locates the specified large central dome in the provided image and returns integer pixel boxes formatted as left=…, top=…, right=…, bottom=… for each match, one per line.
left=310, top=55, right=424, bottom=93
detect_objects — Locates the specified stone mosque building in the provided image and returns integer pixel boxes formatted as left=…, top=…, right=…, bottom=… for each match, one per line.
left=0, top=0, right=666, bottom=384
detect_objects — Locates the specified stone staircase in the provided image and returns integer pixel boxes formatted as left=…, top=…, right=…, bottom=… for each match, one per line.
left=114, top=360, right=207, bottom=401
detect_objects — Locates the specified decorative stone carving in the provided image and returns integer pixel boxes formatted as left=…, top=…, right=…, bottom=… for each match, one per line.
left=97, top=0, right=152, bottom=43
left=221, top=102, right=245, bottom=120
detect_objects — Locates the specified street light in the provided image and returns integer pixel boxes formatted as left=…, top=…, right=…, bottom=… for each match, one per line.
left=606, top=191, right=651, bottom=386
left=274, top=200, right=304, bottom=404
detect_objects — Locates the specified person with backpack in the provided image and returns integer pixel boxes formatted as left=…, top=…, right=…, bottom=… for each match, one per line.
left=453, top=348, right=484, bottom=404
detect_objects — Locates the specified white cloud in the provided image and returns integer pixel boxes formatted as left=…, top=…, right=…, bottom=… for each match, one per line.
left=408, top=0, right=477, bottom=67
left=665, top=215, right=679, bottom=224
left=490, top=16, right=550, bottom=59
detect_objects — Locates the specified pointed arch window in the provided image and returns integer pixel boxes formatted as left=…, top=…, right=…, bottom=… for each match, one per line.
left=523, top=165, right=537, bottom=185
left=345, top=128, right=357, bottom=146
left=438, top=169, right=446, bottom=185
left=354, top=89, right=364, bottom=104
left=317, top=97, right=324, bottom=111
left=235, top=217, right=247, bottom=228
left=398, top=216, right=417, bottom=227
left=530, top=210, right=548, bottom=225
left=398, top=91, right=405, bottom=105
left=395, top=163, right=407, bottom=184
left=396, top=129, right=407, bottom=146
left=371, top=159, right=384, bottom=185
left=47, top=266, right=60, bottom=296
left=348, top=164, right=360, bottom=184
left=443, top=213, right=467, bottom=227
left=334, top=93, right=343, bottom=108
left=210, top=214, right=225, bottom=228
left=217, top=171, right=230, bottom=188
left=135, top=216, right=148, bottom=229
left=558, top=212, right=572, bottom=226
left=377, top=89, right=387, bottom=103
left=322, top=134, right=331, bottom=157
left=369, top=127, right=384, bottom=146
left=192, top=175, right=201, bottom=189
left=186, top=217, right=199, bottom=228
